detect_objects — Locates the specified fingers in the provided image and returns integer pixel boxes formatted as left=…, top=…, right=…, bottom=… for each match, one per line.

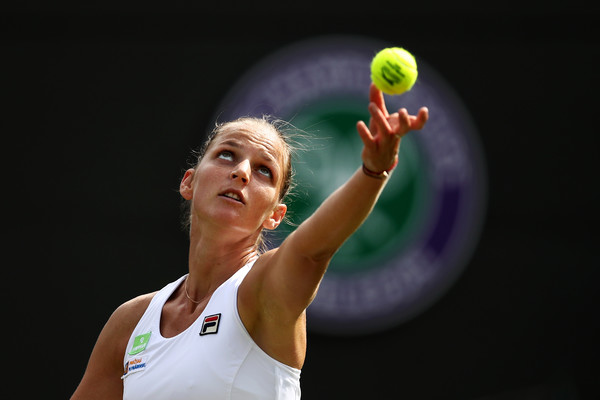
left=409, top=107, right=429, bottom=131
left=398, top=108, right=411, bottom=131
left=369, top=83, right=389, bottom=118
left=366, top=82, right=429, bottom=138
left=390, top=107, right=429, bottom=136
left=369, top=102, right=393, bottom=134
left=356, top=120, right=374, bottom=147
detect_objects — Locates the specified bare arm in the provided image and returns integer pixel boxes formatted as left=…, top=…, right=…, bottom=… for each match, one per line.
left=260, top=83, right=429, bottom=315
left=71, top=294, right=154, bottom=400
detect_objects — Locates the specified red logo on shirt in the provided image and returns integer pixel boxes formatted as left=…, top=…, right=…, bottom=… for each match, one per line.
left=200, top=313, right=221, bottom=336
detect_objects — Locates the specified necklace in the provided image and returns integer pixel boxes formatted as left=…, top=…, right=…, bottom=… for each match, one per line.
left=184, top=277, right=202, bottom=304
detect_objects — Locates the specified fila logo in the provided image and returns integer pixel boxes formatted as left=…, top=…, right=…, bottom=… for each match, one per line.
left=200, top=313, right=221, bottom=336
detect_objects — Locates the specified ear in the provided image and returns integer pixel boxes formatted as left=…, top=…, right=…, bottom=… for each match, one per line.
left=262, top=203, right=287, bottom=230
left=179, top=168, right=195, bottom=200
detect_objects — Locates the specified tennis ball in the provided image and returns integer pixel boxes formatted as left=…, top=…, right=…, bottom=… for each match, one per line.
left=370, top=47, right=418, bottom=95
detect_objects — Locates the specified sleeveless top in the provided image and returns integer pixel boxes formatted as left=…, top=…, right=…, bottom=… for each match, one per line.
left=122, top=261, right=302, bottom=399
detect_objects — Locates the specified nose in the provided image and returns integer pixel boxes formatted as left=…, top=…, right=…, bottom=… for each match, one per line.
left=231, top=159, right=251, bottom=184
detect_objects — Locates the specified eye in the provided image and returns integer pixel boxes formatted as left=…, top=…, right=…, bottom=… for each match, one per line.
left=217, top=150, right=234, bottom=161
left=257, top=166, right=272, bottom=179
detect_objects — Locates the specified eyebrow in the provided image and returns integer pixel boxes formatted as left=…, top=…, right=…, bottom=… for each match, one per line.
left=218, top=139, right=279, bottom=165
left=219, top=139, right=241, bottom=149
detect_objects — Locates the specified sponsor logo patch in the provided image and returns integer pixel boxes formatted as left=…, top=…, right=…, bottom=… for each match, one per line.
left=122, top=355, right=148, bottom=378
left=128, top=331, right=151, bottom=355
left=200, top=313, right=221, bottom=336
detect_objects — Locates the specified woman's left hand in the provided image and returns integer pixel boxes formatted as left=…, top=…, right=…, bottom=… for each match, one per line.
left=356, top=83, right=429, bottom=174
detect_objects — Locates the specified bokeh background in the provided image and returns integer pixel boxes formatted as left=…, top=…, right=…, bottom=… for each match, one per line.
left=4, top=3, right=599, bottom=399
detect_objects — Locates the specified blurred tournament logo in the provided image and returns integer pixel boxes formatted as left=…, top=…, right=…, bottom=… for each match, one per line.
left=214, top=36, right=487, bottom=336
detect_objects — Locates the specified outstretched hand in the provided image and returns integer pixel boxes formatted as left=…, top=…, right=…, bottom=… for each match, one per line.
left=356, top=83, right=429, bottom=174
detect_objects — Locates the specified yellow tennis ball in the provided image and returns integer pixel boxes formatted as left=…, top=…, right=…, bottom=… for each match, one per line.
left=370, top=47, right=418, bottom=95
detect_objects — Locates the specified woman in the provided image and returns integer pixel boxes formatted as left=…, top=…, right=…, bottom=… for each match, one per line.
left=71, top=83, right=428, bottom=399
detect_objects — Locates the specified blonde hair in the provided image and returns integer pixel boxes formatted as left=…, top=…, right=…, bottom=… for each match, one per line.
left=182, top=115, right=303, bottom=253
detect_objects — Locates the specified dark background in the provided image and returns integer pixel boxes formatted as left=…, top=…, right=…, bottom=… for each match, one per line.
left=3, top=3, right=599, bottom=399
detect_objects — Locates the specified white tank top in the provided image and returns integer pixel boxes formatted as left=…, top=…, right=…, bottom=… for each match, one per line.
left=122, top=261, right=302, bottom=399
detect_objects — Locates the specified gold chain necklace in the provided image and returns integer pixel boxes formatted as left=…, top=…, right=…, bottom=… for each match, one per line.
left=184, top=277, right=202, bottom=304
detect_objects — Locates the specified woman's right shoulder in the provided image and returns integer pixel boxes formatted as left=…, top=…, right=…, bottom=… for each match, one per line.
left=98, top=292, right=159, bottom=357
left=70, top=291, right=160, bottom=399
left=109, top=292, right=158, bottom=331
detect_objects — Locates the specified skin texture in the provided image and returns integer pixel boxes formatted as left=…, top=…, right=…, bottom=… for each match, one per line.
left=71, top=83, right=428, bottom=399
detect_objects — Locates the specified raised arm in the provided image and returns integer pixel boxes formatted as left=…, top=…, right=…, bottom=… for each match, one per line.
left=260, top=83, right=429, bottom=314
left=238, top=84, right=428, bottom=368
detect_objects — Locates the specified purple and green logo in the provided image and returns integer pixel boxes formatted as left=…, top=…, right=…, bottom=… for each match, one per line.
left=215, top=36, right=487, bottom=336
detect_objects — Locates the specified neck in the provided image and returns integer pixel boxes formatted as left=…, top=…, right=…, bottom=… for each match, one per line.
left=184, top=224, right=259, bottom=301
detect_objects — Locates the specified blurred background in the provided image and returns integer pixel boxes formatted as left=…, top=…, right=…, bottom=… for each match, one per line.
left=3, top=2, right=599, bottom=399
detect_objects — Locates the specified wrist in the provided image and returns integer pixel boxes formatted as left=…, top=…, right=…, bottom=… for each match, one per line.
left=361, top=158, right=398, bottom=180
left=362, top=163, right=389, bottom=179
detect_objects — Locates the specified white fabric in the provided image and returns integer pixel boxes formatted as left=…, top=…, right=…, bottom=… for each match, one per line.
left=122, top=261, right=301, bottom=399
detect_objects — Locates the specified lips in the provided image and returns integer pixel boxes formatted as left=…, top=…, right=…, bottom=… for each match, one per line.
left=219, top=189, right=245, bottom=204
